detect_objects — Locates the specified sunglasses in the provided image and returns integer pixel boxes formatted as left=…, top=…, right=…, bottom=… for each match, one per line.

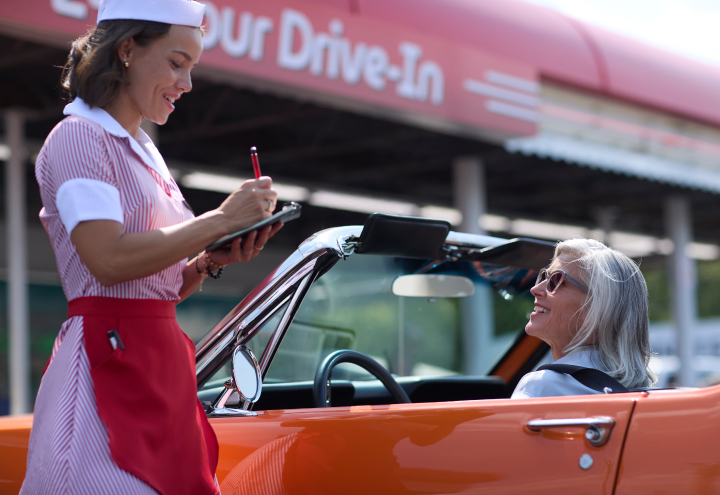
left=536, top=268, right=589, bottom=294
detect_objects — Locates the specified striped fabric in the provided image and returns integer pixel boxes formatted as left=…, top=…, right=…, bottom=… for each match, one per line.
left=23, top=101, right=206, bottom=494
left=21, top=317, right=158, bottom=494
left=35, top=112, right=192, bottom=302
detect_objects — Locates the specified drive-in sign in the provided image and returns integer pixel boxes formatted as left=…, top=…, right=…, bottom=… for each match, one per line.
left=3, top=0, right=540, bottom=138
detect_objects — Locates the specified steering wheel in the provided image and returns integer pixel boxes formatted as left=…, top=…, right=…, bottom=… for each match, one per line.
left=313, top=350, right=412, bottom=408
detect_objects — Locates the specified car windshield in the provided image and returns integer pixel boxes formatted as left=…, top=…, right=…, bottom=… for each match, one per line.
left=260, top=253, right=537, bottom=383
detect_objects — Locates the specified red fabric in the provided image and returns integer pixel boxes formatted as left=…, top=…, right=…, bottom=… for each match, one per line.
left=68, top=296, right=219, bottom=495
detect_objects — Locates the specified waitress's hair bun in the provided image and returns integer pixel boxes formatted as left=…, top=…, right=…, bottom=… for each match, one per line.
left=62, top=20, right=171, bottom=108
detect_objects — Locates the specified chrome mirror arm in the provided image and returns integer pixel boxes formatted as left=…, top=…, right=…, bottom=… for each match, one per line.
left=208, top=380, right=256, bottom=417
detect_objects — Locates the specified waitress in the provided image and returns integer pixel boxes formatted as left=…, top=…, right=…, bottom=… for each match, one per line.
left=21, top=1, right=277, bottom=493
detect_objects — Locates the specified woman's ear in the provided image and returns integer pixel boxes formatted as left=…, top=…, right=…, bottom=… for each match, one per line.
left=117, top=37, right=134, bottom=65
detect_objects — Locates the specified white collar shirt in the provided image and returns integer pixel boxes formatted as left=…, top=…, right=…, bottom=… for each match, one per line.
left=511, top=349, right=607, bottom=399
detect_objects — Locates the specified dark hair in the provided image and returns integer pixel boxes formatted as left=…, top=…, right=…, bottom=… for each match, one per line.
left=61, top=20, right=172, bottom=108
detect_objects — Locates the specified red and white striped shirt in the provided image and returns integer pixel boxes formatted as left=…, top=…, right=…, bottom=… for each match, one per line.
left=36, top=98, right=193, bottom=301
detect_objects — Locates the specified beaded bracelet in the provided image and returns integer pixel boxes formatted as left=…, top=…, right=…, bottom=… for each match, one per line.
left=203, top=253, right=226, bottom=279
left=194, top=252, right=226, bottom=291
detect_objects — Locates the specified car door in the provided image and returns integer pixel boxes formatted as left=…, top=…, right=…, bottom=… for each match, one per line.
left=615, top=386, right=720, bottom=494
left=211, top=393, right=638, bottom=495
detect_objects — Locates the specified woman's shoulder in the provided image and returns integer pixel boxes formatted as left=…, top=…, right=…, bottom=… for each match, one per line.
left=45, top=115, right=107, bottom=145
left=512, top=368, right=602, bottom=399
left=556, top=349, right=606, bottom=371
left=36, top=115, right=116, bottom=187
left=39, top=116, right=108, bottom=167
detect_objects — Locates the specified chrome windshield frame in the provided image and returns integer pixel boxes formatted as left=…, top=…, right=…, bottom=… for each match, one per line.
left=195, top=225, right=513, bottom=391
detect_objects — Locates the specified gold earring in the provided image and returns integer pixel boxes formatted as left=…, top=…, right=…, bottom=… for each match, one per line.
left=124, top=59, right=129, bottom=67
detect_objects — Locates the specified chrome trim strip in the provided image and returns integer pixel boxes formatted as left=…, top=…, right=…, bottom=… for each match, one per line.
left=258, top=274, right=313, bottom=375
left=195, top=249, right=309, bottom=357
left=196, top=251, right=325, bottom=379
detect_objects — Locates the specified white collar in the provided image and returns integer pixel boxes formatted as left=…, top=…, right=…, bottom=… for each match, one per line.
left=555, top=348, right=606, bottom=371
left=63, top=98, right=172, bottom=183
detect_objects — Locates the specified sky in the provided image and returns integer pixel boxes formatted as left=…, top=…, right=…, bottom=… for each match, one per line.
left=521, top=0, right=720, bottom=68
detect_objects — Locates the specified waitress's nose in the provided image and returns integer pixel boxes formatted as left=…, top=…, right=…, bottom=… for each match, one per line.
left=177, top=70, right=192, bottom=93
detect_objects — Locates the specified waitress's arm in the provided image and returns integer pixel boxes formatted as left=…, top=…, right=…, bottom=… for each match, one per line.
left=71, top=177, right=278, bottom=289
left=176, top=223, right=281, bottom=302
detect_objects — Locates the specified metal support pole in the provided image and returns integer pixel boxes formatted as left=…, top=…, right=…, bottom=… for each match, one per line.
left=664, top=196, right=696, bottom=387
left=453, top=157, right=494, bottom=375
left=6, top=110, right=30, bottom=414
left=593, top=206, right=618, bottom=245
left=398, top=296, right=404, bottom=376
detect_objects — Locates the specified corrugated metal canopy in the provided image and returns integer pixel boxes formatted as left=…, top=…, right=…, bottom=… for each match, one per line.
left=506, top=133, right=720, bottom=194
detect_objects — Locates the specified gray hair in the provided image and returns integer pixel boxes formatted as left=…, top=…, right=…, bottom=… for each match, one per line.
left=556, top=238, right=656, bottom=388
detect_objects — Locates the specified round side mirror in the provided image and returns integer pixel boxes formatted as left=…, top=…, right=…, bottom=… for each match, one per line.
left=232, top=345, right=262, bottom=403
left=391, top=274, right=475, bottom=298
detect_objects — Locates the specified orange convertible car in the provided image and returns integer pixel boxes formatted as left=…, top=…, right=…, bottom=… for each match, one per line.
left=1, top=214, right=719, bottom=494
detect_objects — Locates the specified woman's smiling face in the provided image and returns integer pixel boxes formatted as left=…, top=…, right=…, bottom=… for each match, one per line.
left=526, top=253, right=588, bottom=359
left=120, top=25, right=202, bottom=125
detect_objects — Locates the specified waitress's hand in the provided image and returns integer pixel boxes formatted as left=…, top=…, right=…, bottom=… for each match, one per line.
left=217, top=177, right=277, bottom=234
left=206, top=222, right=283, bottom=266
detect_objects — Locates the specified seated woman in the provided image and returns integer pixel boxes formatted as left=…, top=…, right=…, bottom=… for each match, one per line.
left=512, top=238, right=655, bottom=398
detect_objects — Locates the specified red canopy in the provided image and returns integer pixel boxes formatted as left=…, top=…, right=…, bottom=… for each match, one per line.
left=2, top=0, right=718, bottom=133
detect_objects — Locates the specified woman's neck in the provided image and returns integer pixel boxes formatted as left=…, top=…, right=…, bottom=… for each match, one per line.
left=102, top=93, right=142, bottom=138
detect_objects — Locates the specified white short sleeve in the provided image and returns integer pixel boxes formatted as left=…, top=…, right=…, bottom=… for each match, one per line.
left=56, top=178, right=124, bottom=235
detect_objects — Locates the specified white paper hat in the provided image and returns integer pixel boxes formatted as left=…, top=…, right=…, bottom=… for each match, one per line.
left=97, top=0, right=205, bottom=28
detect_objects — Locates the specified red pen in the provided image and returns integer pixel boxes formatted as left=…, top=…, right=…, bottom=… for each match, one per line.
left=250, top=146, right=261, bottom=179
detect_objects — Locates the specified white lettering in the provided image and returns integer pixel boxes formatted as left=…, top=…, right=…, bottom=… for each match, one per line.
left=397, top=42, right=422, bottom=100
left=201, top=1, right=221, bottom=50
left=51, top=0, right=87, bottom=20
left=416, top=61, right=444, bottom=105
left=207, top=7, right=444, bottom=105
left=278, top=9, right=314, bottom=71
left=325, top=20, right=344, bottom=80
left=250, top=17, right=273, bottom=61
left=339, top=40, right=367, bottom=84
left=221, top=8, right=253, bottom=58
left=363, top=46, right=388, bottom=90
left=310, top=34, right=330, bottom=76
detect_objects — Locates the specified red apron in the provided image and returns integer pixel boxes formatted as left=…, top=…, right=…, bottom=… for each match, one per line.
left=68, top=296, right=219, bottom=495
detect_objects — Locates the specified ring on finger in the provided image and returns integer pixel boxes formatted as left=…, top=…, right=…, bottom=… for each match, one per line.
left=266, top=199, right=273, bottom=211
left=254, top=245, right=264, bottom=251
left=242, top=248, right=253, bottom=254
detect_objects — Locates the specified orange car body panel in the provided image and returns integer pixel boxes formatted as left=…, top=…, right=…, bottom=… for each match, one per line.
left=615, top=385, right=720, bottom=494
left=3, top=388, right=717, bottom=494
left=212, top=395, right=638, bottom=495
left=0, top=415, right=32, bottom=494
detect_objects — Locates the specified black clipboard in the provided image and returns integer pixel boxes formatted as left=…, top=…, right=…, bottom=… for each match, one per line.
left=206, top=202, right=301, bottom=251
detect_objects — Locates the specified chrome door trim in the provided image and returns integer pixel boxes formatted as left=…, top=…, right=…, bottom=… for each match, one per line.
left=525, top=416, right=616, bottom=447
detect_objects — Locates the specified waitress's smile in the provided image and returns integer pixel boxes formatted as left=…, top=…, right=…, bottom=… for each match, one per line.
left=105, top=24, right=201, bottom=136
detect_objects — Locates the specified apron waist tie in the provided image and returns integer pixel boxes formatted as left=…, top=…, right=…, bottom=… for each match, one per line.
left=68, top=296, right=177, bottom=319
